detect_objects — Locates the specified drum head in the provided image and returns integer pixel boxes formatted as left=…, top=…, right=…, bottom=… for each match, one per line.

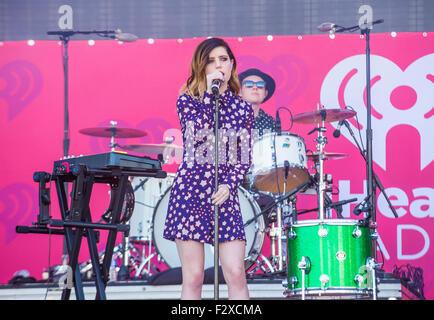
left=129, top=176, right=174, bottom=242
left=251, top=132, right=309, bottom=194
left=152, top=187, right=265, bottom=269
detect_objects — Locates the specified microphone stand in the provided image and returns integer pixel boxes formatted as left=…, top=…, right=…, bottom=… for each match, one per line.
left=46, top=29, right=131, bottom=161
left=47, top=28, right=136, bottom=268
left=212, top=88, right=220, bottom=300
left=341, top=120, right=398, bottom=218
left=328, top=18, right=385, bottom=300
left=329, top=19, right=384, bottom=262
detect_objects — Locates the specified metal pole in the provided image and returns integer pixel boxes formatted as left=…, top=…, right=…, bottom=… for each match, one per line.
left=61, top=35, right=70, bottom=266
left=213, top=93, right=220, bottom=300
left=363, top=28, right=377, bottom=261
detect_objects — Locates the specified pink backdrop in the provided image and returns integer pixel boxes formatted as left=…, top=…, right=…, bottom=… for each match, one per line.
left=0, top=33, right=433, bottom=299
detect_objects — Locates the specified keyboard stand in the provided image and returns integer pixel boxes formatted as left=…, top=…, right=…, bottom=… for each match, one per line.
left=50, top=164, right=166, bottom=300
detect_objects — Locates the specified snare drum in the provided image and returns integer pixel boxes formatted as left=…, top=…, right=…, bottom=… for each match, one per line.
left=251, top=132, right=309, bottom=194
left=285, top=219, right=373, bottom=298
left=152, top=186, right=265, bottom=270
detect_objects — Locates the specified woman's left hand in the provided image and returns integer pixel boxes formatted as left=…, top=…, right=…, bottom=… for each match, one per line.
left=211, top=184, right=231, bottom=206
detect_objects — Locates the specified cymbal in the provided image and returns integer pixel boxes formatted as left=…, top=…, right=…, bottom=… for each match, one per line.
left=79, top=127, right=147, bottom=138
left=293, top=108, right=356, bottom=124
left=307, top=152, right=349, bottom=160
left=120, top=143, right=183, bottom=155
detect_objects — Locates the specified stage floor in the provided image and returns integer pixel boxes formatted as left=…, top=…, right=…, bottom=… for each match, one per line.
left=0, top=276, right=402, bottom=300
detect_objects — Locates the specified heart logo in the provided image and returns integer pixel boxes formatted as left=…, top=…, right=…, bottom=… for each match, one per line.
left=321, top=54, right=434, bottom=170
left=0, top=60, right=43, bottom=121
left=237, top=54, right=310, bottom=109
left=0, top=183, right=37, bottom=244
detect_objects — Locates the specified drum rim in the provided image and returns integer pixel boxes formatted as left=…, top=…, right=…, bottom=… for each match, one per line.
left=151, top=185, right=174, bottom=267
left=151, top=185, right=266, bottom=269
left=238, top=186, right=266, bottom=267
left=285, top=287, right=371, bottom=296
left=253, top=132, right=308, bottom=154
left=254, top=131, right=306, bottom=142
left=288, top=219, right=367, bottom=227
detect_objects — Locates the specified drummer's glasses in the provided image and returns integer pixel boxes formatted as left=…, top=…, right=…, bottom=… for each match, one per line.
left=243, top=80, right=266, bottom=89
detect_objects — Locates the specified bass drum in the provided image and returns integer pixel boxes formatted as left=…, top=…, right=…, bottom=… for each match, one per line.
left=152, top=186, right=265, bottom=270
left=129, top=174, right=175, bottom=242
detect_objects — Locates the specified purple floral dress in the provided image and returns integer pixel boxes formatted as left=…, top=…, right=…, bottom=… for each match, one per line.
left=163, top=89, right=254, bottom=245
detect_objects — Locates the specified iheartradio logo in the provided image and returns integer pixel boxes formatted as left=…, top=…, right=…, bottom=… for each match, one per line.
left=0, top=60, right=43, bottom=121
left=320, top=53, right=434, bottom=171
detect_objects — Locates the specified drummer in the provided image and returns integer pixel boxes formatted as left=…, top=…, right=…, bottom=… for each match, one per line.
left=238, top=68, right=276, bottom=137
left=238, top=68, right=279, bottom=220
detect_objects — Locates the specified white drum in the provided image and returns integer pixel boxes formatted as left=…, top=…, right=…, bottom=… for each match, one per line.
left=129, top=174, right=175, bottom=242
left=251, top=132, right=309, bottom=194
left=152, top=186, right=265, bottom=270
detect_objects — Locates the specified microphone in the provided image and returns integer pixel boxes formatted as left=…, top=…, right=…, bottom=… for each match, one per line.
left=211, top=79, right=222, bottom=95
left=353, top=195, right=370, bottom=215
left=114, top=30, right=138, bottom=42
left=333, top=120, right=346, bottom=138
left=317, top=22, right=342, bottom=33
left=275, top=110, right=281, bottom=135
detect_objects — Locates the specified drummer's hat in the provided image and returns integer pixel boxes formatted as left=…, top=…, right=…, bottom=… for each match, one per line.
left=238, top=68, right=276, bottom=102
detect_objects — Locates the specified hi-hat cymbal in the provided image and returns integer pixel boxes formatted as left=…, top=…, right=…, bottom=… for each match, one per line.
left=293, top=108, right=356, bottom=124
left=307, top=152, right=349, bottom=160
left=120, top=143, right=183, bottom=155
left=79, top=127, right=147, bottom=138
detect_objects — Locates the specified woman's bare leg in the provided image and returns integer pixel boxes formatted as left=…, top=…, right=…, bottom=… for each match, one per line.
left=219, top=240, right=250, bottom=300
left=175, top=239, right=205, bottom=300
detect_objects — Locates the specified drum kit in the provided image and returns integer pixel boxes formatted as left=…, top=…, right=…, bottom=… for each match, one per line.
left=76, top=108, right=379, bottom=299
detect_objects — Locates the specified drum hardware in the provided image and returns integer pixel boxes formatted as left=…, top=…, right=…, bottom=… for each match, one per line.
left=246, top=253, right=276, bottom=275
left=270, top=160, right=292, bottom=272
left=117, top=232, right=131, bottom=281
left=244, top=178, right=313, bottom=229
left=78, top=241, right=161, bottom=281
left=79, top=121, right=147, bottom=151
left=297, top=256, right=311, bottom=300
left=307, top=152, right=349, bottom=161
left=119, top=143, right=183, bottom=164
left=244, top=178, right=314, bottom=275
left=294, top=106, right=357, bottom=220
left=314, top=108, right=327, bottom=220
left=365, top=257, right=383, bottom=300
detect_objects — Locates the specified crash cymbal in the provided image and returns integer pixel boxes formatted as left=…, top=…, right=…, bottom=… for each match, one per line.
left=120, top=143, right=183, bottom=155
left=293, top=108, right=356, bottom=124
left=79, top=127, right=147, bottom=138
left=307, top=152, right=349, bottom=160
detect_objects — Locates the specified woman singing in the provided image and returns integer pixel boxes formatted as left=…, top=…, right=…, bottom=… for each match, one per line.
left=163, top=38, right=254, bottom=300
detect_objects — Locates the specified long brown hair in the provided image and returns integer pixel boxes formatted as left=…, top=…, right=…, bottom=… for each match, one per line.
left=181, top=38, right=240, bottom=98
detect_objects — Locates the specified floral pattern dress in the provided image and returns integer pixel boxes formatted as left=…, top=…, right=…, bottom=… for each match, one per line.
left=163, top=89, right=254, bottom=245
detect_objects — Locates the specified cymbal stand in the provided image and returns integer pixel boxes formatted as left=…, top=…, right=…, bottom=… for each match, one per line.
left=117, top=226, right=131, bottom=280
left=313, top=108, right=328, bottom=220
left=109, top=120, right=118, bottom=151
left=270, top=162, right=292, bottom=272
left=269, top=203, right=284, bottom=272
